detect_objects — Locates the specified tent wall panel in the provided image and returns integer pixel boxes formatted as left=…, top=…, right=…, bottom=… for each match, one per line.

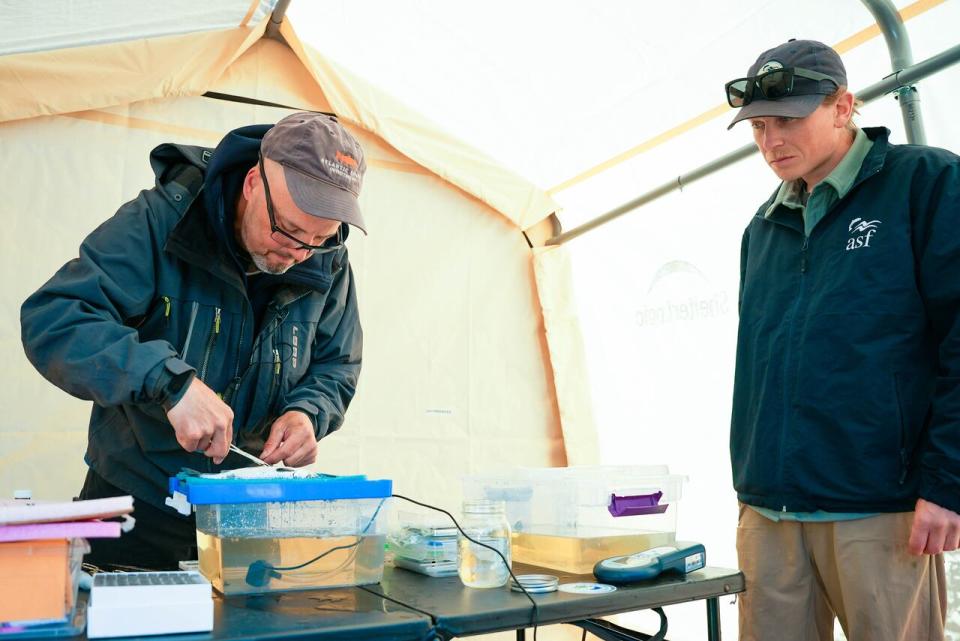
left=0, top=40, right=574, bottom=509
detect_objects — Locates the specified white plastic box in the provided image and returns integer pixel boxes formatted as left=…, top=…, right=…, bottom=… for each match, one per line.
left=463, top=466, right=684, bottom=574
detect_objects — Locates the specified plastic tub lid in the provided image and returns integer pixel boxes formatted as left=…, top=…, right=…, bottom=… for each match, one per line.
left=168, top=471, right=393, bottom=505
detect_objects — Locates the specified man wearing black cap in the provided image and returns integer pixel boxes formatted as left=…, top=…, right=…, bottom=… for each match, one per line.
left=726, top=40, right=959, bottom=640
left=21, top=112, right=367, bottom=570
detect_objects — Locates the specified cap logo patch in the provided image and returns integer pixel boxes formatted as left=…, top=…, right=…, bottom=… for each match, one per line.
left=759, top=60, right=783, bottom=74
left=335, top=150, right=359, bottom=169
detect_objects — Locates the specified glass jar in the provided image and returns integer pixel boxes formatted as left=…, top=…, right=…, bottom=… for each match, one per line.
left=457, top=500, right=512, bottom=588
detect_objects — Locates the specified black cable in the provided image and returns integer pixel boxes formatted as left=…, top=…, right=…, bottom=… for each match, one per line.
left=246, top=540, right=361, bottom=586
left=357, top=584, right=438, bottom=622
left=245, top=497, right=387, bottom=587
left=238, top=485, right=542, bottom=638
left=274, top=541, right=359, bottom=572
left=391, top=493, right=540, bottom=641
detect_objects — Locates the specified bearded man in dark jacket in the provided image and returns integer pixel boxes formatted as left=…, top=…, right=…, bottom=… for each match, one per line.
left=21, top=112, right=367, bottom=570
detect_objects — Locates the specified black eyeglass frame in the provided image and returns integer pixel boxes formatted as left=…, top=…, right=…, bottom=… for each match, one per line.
left=725, top=67, right=840, bottom=109
left=258, top=154, right=344, bottom=252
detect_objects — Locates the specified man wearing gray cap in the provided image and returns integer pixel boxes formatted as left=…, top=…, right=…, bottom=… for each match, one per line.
left=21, top=112, right=367, bottom=570
left=726, top=40, right=959, bottom=640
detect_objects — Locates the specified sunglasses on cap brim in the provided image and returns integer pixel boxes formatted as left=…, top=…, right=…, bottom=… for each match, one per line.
left=725, top=67, right=839, bottom=108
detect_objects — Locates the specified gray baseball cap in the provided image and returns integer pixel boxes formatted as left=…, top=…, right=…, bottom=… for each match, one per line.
left=727, top=39, right=846, bottom=129
left=261, top=112, right=367, bottom=233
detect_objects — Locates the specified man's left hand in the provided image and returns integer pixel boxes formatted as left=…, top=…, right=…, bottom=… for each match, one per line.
left=908, top=498, right=960, bottom=555
left=260, top=411, right=318, bottom=467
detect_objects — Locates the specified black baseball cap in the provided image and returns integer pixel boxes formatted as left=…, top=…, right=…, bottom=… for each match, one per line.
left=727, top=39, right=847, bottom=129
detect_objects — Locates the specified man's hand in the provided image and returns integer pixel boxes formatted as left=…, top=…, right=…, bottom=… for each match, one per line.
left=165, top=378, right=233, bottom=465
left=260, top=411, right=318, bottom=467
left=908, top=498, right=960, bottom=555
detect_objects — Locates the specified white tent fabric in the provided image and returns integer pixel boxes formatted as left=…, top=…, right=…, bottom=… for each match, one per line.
left=0, top=0, right=275, bottom=55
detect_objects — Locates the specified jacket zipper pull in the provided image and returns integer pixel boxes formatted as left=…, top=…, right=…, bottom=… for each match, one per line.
left=162, top=296, right=171, bottom=325
left=800, top=238, right=809, bottom=273
left=273, top=348, right=281, bottom=376
left=197, top=307, right=221, bottom=383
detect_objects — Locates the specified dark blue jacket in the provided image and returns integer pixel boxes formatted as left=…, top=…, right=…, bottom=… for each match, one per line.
left=731, top=128, right=960, bottom=514
left=21, top=128, right=363, bottom=511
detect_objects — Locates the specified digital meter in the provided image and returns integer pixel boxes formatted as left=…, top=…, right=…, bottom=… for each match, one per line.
left=593, top=541, right=706, bottom=584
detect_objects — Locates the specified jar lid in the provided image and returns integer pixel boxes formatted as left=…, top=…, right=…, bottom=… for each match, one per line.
left=510, top=574, right=559, bottom=593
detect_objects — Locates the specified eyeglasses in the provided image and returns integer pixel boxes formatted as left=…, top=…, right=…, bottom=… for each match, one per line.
left=725, top=67, right=839, bottom=108
left=258, top=154, right=344, bottom=252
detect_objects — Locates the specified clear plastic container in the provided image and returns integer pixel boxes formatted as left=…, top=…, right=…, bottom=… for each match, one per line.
left=169, top=473, right=392, bottom=595
left=463, top=466, right=685, bottom=574
left=194, top=497, right=389, bottom=595
left=457, top=500, right=511, bottom=588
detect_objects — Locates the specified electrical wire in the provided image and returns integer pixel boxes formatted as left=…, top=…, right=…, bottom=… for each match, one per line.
left=391, top=493, right=541, bottom=641
left=239, top=480, right=543, bottom=638
left=245, top=496, right=387, bottom=586
left=270, top=540, right=361, bottom=572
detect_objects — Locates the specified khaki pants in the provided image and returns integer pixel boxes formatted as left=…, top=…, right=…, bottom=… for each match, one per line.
left=736, top=505, right=946, bottom=641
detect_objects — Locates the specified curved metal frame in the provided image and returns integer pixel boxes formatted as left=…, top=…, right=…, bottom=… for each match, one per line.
left=546, top=2, right=960, bottom=247
left=860, top=0, right=926, bottom=144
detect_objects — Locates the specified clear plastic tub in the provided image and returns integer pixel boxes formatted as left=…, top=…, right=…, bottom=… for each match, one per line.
left=170, top=473, right=391, bottom=595
left=463, top=466, right=685, bottom=574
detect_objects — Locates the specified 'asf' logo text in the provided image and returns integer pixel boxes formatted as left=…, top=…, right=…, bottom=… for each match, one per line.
left=846, top=217, right=880, bottom=251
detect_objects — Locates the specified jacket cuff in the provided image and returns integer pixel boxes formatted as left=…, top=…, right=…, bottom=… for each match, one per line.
left=281, top=403, right=319, bottom=435
left=919, top=483, right=960, bottom=516
left=285, top=397, right=345, bottom=439
left=145, top=358, right=196, bottom=411
left=920, top=462, right=960, bottom=515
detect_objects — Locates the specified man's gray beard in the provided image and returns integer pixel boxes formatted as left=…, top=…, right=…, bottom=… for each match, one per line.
left=251, top=253, right=292, bottom=275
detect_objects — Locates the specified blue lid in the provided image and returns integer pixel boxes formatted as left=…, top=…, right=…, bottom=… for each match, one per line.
left=168, top=472, right=393, bottom=505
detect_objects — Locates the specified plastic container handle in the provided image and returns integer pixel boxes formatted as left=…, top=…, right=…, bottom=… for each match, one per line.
left=608, top=491, right=668, bottom=517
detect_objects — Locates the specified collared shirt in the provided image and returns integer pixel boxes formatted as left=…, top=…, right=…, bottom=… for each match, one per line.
left=751, top=127, right=878, bottom=524
left=763, top=127, right=874, bottom=237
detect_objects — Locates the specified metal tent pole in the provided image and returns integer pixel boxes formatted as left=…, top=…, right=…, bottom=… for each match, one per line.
left=860, top=0, right=926, bottom=144
left=546, top=42, right=960, bottom=247
left=265, top=0, right=292, bottom=41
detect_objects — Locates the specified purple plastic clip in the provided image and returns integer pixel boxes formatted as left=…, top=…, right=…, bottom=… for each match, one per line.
left=608, top=490, right=668, bottom=517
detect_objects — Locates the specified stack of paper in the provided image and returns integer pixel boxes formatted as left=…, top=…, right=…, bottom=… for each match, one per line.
left=0, top=495, right=133, bottom=632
